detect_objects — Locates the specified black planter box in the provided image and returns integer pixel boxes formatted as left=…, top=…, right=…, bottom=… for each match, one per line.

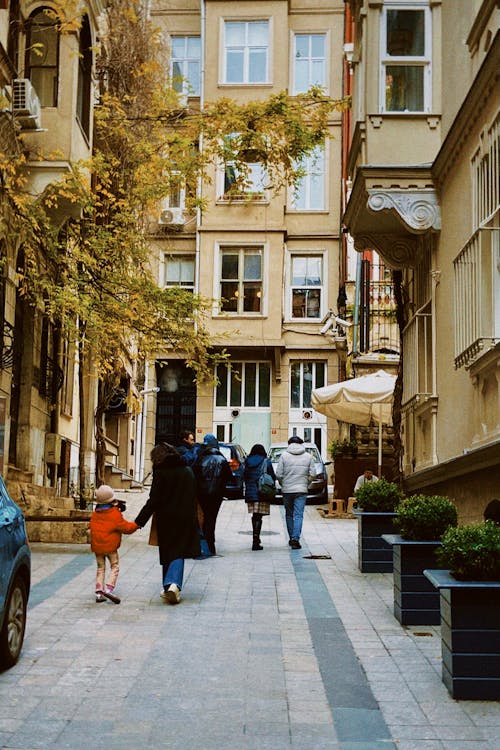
left=353, top=511, right=396, bottom=573
left=383, top=535, right=442, bottom=625
left=424, top=569, right=500, bottom=700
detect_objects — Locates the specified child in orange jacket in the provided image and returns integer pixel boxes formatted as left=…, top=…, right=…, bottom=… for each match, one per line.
left=90, top=485, right=138, bottom=603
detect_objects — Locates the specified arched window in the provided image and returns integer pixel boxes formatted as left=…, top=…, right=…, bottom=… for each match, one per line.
left=26, top=8, right=59, bottom=107
left=77, top=15, right=92, bottom=138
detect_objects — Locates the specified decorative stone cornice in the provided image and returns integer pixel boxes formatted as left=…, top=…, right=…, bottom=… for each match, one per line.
left=367, top=189, right=441, bottom=232
left=353, top=234, right=420, bottom=268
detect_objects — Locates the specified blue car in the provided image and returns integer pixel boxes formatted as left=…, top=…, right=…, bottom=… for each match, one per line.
left=0, top=476, right=31, bottom=670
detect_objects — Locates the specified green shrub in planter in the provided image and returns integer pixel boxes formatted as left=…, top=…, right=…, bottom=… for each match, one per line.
left=395, top=494, right=458, bottom=541
left=355, top=478, right=404, bottom=512
left=436, top=521, right=500, bottom=581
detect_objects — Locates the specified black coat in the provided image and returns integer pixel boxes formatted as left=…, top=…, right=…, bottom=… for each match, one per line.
left=135, top=455, right=201, bottom=565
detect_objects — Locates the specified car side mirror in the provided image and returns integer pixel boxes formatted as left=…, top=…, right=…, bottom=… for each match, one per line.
left=324, top=460, right=332, bottom=466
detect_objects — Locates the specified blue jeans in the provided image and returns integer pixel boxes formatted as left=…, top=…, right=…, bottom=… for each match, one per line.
left=283, top=493, right=306, bottom=541
left=162, top=558, right=184, bottom=590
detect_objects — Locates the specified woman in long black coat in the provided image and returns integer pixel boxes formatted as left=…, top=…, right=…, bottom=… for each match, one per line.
left=135, top=443, right=200, bottom=604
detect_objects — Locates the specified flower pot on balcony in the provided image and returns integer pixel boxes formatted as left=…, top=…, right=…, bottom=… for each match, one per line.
left=424, top=569, right=500, bottom=700
left=383, top=535, right=442, bottom=624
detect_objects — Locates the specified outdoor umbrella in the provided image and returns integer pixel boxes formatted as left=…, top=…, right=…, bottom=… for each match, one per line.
left=311, top=369, right=396, bottom=476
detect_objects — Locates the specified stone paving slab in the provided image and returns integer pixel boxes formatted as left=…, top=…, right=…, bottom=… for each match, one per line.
left=0, top=490, right=498, bottom=750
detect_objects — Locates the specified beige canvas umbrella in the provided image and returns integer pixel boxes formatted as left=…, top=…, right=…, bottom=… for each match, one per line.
left=311, top=369, right=396, bottom=476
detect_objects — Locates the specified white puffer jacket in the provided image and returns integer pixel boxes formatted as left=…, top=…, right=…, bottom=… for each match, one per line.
left=275, top=443, right=315, bottom=494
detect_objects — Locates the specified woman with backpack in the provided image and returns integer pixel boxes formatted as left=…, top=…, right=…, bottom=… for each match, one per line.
left=243, top=444, right=276, bottom=551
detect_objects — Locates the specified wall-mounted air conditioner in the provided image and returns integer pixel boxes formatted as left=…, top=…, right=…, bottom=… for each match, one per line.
left=158, top=206, right=186, bottom=226
left=12, top=79, right=42, bottom=130
left=302, top=409, right=313, bottom=420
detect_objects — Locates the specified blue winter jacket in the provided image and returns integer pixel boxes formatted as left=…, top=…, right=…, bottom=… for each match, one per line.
left=243, top=454, right=276, bottom=502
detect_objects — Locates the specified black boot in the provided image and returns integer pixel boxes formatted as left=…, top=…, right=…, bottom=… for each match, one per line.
left=252, top=513, right=263, bottom=550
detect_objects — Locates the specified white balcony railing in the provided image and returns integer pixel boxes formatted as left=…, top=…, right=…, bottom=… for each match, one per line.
left=402, top=306, right=432, bottom=405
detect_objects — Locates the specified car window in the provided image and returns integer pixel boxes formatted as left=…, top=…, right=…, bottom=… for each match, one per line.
left=219, top=446, right=231, bottom=462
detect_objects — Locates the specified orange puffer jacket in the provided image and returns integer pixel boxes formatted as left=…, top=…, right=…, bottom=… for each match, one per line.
left=90, top=505, right=138, bottom=554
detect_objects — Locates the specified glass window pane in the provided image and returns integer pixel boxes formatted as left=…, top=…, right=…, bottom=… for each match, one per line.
left=311, top=35, right=325, bottom=57
left=220, top=282, right=238, bottom=311
left=226, top=22, right=245, bottom=46
left=172, top=37, right=185, bottom=56
left=303, top=363, right=313, bottom=407
left=292, top=289, right=306, bottom=318
left=249, top=49, right=266, bottom=82
left=172, top=61, right=183, bottom=91
left=387, top=10, right=425, bottom=56
left=258, top=363, right=270, bottom=407
left=187, top=37, right=200, bottom=56
left=385, top=65, right=424, bottom=111
left=222, top=253, right=239, bottom=279
left=315, top=362, right=325, bottom=389
left=243, top=284, right=261, bottom=312
left=292, top=257, right=307, bottom=285
left=180, top=259, right=194, bottom=284
left=244, top=363, right=256, bottom=406
left=244, top=253, right=261, bottom=280
left=295, top=35, right=309, bottom=58
left=216, top=364, right=227, bottom=406
left=305, top=289, right=321, bottom=318
left=290, top=362, right=300, bottom=408
left=295, top=60, right=308, bottom=93
left=226, top=50, right=244, bottom=82
left=248, top=22, right=268, bottom=45
left=187, top=61, right=200, bottom=94
left=230, top=364, right=242, bottom=407
left=311, top=60, right=325, bottom=87
left=309, top=173, right=324, bottom=208
left=294, top=176, right=306, bottom=209
left=305, top=258, right=322, bottom=285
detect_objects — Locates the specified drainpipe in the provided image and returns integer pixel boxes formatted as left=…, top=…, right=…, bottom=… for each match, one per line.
left=431, top=266, right=440, bottom=465
left=352, top=252, right=362, bottom=361
left=195, top=0, right=206, bottom=302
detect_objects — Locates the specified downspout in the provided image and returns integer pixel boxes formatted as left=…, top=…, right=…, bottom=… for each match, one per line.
left=195, top=0, right=206, bottom=302
left=431, top=263, right=440, bottom=465
left=352, top=252, right=362, bottom=359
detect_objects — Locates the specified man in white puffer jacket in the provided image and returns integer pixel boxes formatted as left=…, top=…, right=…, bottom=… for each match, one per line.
left=275, top=436, right=315, bottom=549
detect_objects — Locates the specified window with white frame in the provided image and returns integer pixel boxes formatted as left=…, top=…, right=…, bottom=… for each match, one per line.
left=162, top=254, right=195, bottom=293
left=454, top=115, right=500, bottom=368
left=380, top=3, right=431, bottom=113
left=290, top=361, right=326, bottom=408
left=291, top=146, right=325, bottom=210
left=219, top=246, right=263, bottom=314
left=293, top=33, right=326, bottom=94
left=216, top=361, right=271, bottom=407
left=170, top=36, right=201, bottom=96
left=290, top=254, right=323, bottom=319
left=223, top=20, right=269, bottom=84
left=222, top=134, right=268, bottom=198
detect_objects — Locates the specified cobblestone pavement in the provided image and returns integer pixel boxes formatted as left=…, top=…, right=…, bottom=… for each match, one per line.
left=1, top=489, right=499, bottom=750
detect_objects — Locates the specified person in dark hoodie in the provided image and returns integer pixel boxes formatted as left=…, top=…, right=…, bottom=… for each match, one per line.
left=243, top=444, right=276, bottom=551
left=192, top=434, right=232, bottom=555
left=134, top=443, right=200, bottom=604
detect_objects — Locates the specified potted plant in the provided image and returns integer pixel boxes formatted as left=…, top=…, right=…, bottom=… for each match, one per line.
left=353, top=479, right=404, bottom=573
left=382, top=494, right=458, bottom=624
left=424, top=521, right=500, bottom=700
left=347, top=439, right=359, bottom=458
left=329, top=440, right=345, bottom=459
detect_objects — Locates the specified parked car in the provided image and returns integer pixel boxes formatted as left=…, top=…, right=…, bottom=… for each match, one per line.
left=268, top=443, right=331, bottom=504
left=219, top=442, right=248, bottom=499
left=0, top=477, right=31, bottom=670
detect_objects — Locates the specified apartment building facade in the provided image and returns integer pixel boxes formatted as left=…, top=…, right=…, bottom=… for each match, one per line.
left=145, top=0, right=347, bottom=467
left=343, top=0, right=499, bottom=519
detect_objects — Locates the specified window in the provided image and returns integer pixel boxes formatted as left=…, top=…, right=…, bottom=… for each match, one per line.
left=216, top=362, right=271, bottom=407
left=26, top=8, right=59, bottom=107
left=60, top=337, right=75, bottom=416
left=171, top=36, right=200, bottom=96
left=290, top=254, right=323, bottom=319
left=219, top=246, right=262, bottom=314
left=380, top=4, right=431, bottom=113
left=162, top=254, right=195, bottom=293
left=290, top=361, right=326, bottom=408
left=291, top=146, right=325, bottom=210
left=76, top=15, right=92, bottom=138
left=219, top=133, right=268, bottom=200
left=293, top=33, right=326, bottom=94
left=223, top=21, right=269, bottom=84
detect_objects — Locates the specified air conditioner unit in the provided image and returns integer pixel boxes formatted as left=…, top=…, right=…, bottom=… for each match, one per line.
left=12, top=79, right=42, bottom=130
left=302, top=409, right=313, bottom=420
left=158, top=206, right=186, bottom=226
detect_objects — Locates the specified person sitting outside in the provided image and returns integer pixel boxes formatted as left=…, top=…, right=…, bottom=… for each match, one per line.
left=354, top=469, right=378, bottom=494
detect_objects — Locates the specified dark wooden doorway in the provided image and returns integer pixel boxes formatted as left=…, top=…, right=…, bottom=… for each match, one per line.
left=155, top=362, right=197, bottom=446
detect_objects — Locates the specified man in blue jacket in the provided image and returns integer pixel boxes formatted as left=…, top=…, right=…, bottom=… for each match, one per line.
left=192, top=434, right=232, bottom=555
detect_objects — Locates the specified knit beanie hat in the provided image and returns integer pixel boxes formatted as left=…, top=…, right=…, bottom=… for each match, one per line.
left=94, top=485, right=116, bottom=504
left=203, top=434, right=219, bottom=448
